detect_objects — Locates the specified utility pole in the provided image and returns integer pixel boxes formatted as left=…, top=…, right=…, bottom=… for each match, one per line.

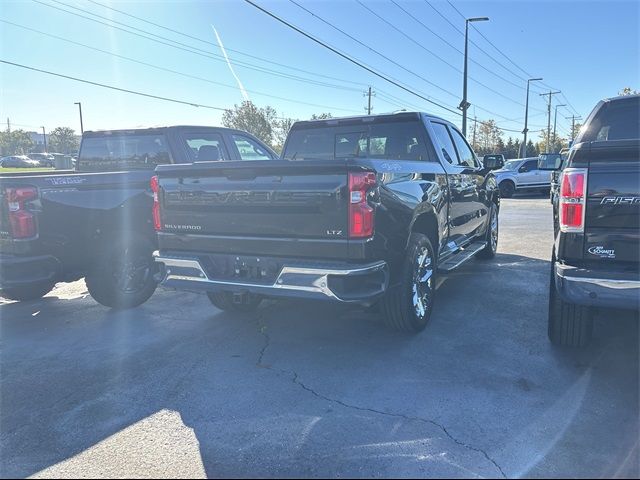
left=522, top=77, right=543, bottom=157
left=565, top=115, right=582, bottom=144
left=6, top=118, right=10, bottom=133
left=553, top=104, right=566, bottom=150
left=539, top=90, right=561, bottom=153
left=41, top=126, right=47, bottom=153
left=75, top=102, right=84, bottom=134
left=364, top=87, right=375, bottom=115
left=461, top=16, right=489, bottom=136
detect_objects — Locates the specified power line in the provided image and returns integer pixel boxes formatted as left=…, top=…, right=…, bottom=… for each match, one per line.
left=84, top=0, right=368, bottom=89
left=286, top=0, right=460, bottom=100
left=355, top=0, right=529, bottom=108
left=0, top=59, right=228, bottom=111
left=0, top=19, right=361, bottom=114
left=32, top=0, right=364, bottom=93
left=390, top=0, right=529, bottom=93
left=243, top=0, right=529, bottom=134
left=444, top=0, right=581, bottom=116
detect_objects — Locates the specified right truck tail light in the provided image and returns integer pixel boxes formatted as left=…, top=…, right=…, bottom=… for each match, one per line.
left=150, top=175, right=161, bottom=231
left=559, top=168, right=588, bottom=232
left=349, top=172, right=377, bottom=238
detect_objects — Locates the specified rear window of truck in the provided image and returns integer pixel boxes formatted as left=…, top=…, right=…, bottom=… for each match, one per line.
left=78, top=133, right=172, bottom=171
left=579, top=96, right=640, bottom=142
left=283, top=120, right=429, bottom=161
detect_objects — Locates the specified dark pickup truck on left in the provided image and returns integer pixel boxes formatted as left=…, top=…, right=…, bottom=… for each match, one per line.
left=0, top=126, right=277, bottom=307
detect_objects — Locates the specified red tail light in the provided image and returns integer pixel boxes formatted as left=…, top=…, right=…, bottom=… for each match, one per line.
left=349, top=172, right=376, bottom=238
left=559, top=168, right=587, bottom=232
left=6, top=186, right=38, bottom=239
left=150, top=175, right=161, bottom=231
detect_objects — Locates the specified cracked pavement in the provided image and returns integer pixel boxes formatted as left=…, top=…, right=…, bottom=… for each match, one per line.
left=1, top=196, right=638, bottom=478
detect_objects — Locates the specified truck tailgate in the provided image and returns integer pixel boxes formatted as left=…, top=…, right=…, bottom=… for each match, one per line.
left=156, top=161, right=359, bottom=251
left=585, top=140, right=640, bottom=264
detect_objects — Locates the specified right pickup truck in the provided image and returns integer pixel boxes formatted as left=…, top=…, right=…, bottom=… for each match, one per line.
left=549, top=94, right=640, bottom=346
left=153, top=112, right=500, bottom=333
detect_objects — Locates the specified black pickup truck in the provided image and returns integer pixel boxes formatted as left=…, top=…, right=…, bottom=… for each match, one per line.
left=0, top=126, right=277, bottom=307
left=153, top=112, right=500, bottom=332
left=549, top=94, right=640, bottom=346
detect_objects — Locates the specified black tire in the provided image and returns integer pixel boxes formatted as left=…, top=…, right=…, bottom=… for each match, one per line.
left=85, top=234, right=158, bottom=309
left=1, top=281, right=55, bottom=301
left=477, top=204, right=498, bottom=260
left=207, top=291, right=262, bottom=313
left=548, top=260, right=593, bottom=347
left=381, top=233, right=436, bottom=333
left=499, top=180, right=515, bottom=198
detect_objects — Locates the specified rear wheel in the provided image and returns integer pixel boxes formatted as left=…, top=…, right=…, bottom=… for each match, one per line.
left=86, top=235, right=158, bottom=309
left=1, top=281, right=55, bottom=302
left=477, top=204, right=498, bottom=260
left=499, top=180, right=515, bottom=198
left=207, top=291, right=262, bottom=313
left=548, top=259, right=594, bottom=347
left=381, top=233, right=436, bottom=333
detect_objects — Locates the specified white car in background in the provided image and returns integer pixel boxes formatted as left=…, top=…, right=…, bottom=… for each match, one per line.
left=493, top=156, right=557, bottom=198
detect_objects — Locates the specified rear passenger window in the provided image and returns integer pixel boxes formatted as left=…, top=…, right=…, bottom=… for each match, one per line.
left=78, top=134, right=171, bottom=171
left=449, top=127, right=479, bottom=168
left=431, top=122, right=458, bottom=165
left=232, top=135, right=272, bottom=160
left=183, top=133, right=227, bottom=162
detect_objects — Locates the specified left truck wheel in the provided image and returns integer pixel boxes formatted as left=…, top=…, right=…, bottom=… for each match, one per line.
left=86, top=234, right=158, bottom=309
left=1, top=281, right=55, bottom=301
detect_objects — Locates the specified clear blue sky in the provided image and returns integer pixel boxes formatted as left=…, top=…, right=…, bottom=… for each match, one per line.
left=1, top=0, right=638, bottom=140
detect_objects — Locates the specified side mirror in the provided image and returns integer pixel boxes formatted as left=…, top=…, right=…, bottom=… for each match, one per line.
left=519, top=165, right=530, bottom=173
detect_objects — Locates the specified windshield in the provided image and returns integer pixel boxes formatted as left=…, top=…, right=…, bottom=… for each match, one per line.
left=503, top=160, right=521, bottom=170
left=283, top=120, right=429, bottom=161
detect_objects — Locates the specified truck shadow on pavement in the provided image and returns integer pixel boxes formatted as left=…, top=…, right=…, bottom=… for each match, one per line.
left=0, top=253, right=638, bottom=478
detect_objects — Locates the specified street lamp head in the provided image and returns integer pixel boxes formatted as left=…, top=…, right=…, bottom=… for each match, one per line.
left=467, top=16, right=489, bottom=22
left=529, top=77, right=543, bottom=82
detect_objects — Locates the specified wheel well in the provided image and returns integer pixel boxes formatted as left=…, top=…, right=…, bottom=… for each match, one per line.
left=411, top=214, right=439, bottom=254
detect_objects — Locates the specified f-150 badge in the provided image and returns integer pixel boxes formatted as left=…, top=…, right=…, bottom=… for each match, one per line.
left=600, top=196, right=640, bottom=205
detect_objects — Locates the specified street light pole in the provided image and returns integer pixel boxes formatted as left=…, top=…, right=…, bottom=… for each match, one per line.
left=74, top=102, right=84, bottom=134
left=41, top=126, right=47, bottom=153
left=461, top=16, right=489, bottom=137
left=553, top=104, right=567, bottom=149
left=522, top=77, right=543, bottom=157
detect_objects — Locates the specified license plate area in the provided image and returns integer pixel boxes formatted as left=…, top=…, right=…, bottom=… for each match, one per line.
left=199, top=254, right=282, bottom=284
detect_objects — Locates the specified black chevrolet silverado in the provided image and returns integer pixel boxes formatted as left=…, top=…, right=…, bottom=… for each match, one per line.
left=549, top=94, right=640, bottom=346
left=153, top=112, right=500, bottom=332
left=0, top=126, right=277, bottom=307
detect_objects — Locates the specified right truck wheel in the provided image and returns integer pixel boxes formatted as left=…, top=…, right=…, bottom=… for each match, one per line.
left=381, top=233, right=436, bottom=333
left=548, top=261, right=594, bottom=347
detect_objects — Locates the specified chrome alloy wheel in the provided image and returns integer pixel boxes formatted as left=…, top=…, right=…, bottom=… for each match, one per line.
left=490, top=207, right=498, bottom=254
left=412, top=246, right=434, bottom=320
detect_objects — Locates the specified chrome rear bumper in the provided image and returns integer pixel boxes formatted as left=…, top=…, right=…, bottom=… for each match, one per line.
left=154, top=252, right=388, bottom=303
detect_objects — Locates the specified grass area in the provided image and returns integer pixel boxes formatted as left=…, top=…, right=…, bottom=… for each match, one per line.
left=0, top=167, right=55, bottom=174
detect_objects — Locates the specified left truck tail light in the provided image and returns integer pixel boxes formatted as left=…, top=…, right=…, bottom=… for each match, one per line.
left=150, top=175, right=161, bottom=231
left=6, top=186, right=38, bottom=239
left=559, top=168, right=587, bottom=233
left=349, top=172, right=377, bottom=238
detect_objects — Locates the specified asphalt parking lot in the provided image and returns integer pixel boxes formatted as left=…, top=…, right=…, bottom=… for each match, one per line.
left=1, top=195, right=638, bottom=479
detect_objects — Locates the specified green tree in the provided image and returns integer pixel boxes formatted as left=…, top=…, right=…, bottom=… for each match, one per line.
left=272, top=117, right=297, bottom=154
left=513, top=139, right=521, bottom=158
left=47, top=127, right=79, bottom=154
left=310, top=113, right=333, bottom=120
left=619, top=87, right=638, bottom=96
left=526, top=139, right=538, bottom=157
left=0, top=129, right=34, bottom=156
left=222, top=101, right=277, bottom=146
left=477, top=119, right=502, bottom=155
